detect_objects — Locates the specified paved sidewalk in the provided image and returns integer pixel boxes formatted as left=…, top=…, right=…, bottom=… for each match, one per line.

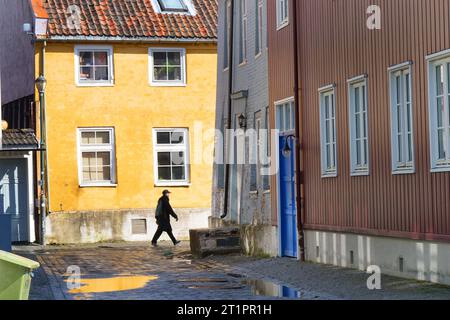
left=14, top=242, right=450, bottom=300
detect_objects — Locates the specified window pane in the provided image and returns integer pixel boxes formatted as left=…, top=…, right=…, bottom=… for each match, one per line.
left=396, top=76, right=401, bottom=104
left=159, top=0, right=187, bottom=11
left=158, top=167, right=171, bottom=180
left=437, top=97, right=444, bottom=127
left=355, top=113, right=361, bottom=139
left=94, top=52, right=108, bottom=65
left=157, top=132, right=170, bottom=144
left=438, top=129, right=445, bottom=159
left=157, top=152, right=171, bottom=165
left=83, top=168, right=96, bottom=181
left=354, top=87, right=360, bottom=113
left=97, top=152, right=111, bottom=166
left=81, top=132, right=96, bottom=145
left=405, top=73, right=411, bottom=103
left=408, top=133, right=413, bottom=162
left=285, top=104, right=291, bottom=130
left=168, top=52, right=181, bottom=65
left=154, top=52, right=167, bottom=66
left=171, top=132, right=184, bottom=144
left=80, top=67, right=93, bottom=80
left=82, top=152, right=96, bottom=166
left=154, top=67, right=168, bottom=81
left=79, top=52, right=93, bottom=66
left=356, top=140, right=361, bottom=165
left=96, top=132, right=110, bottom=144
left=436, top=65, right=444, bottom=96
left=325, top=120, right=330, bottom=144
left=97, top=166, right=111, bottom=181
left=94, top=67, right=109, bottom=81
left=171, top=152, right=185, bottom=165
left=168, top=67, right=182, bottom=81
left=172, top=166, right=185, bottom=180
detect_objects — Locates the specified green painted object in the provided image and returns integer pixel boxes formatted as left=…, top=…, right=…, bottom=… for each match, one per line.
left=0, top=251, right=40, bottom=300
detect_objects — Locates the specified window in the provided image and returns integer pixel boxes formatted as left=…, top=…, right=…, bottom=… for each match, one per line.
left=319, top=86, right=337, bottom=177
left=77, top=128, right=116, bottom=186
left=239, top=0, right=248, bottom=64
left=255, top=0, right=263, bottom=56
left=276, top=98, right=295, bottom=132
left=348, top=76, right=369, bottom=176
left=157, top=0, right=188, bottom=12
left=153, top=129, right=190, bottom=185
left=223, top=0, right=232, bottom=70
left=276, top=0, right=289, bottom=29
left=75, top=46, right=114, bottom=86
left=389, top=63, right=414, bottom=174
left=149, top=48, right=186, bottom=86
left=427, top=50, right=450, bottom=171
left=263, top=107, right=271, bottom=190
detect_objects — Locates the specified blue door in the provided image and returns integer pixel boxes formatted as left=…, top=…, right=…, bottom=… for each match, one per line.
left=279, top=136, right=297, bottom=258
left=0, top=159, right=29, bottom=243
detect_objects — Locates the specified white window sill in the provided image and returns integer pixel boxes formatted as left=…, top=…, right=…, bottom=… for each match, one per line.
left=392, top=168, right=415, bottom=175
left=263, top=190, right=271, bottom=194
left=149, top=82, right=187, bottom=87
left=76, top=82, right=115, bottom=87
left=276, top=21, right=289, bottom=31
left=154, top=182, right=191, bottom=187
left=322, top=172, right=338, bottom=179
left=79, top=183, right=118, bottom=188
left=238, top=60, right=247, bottom=67
left=350, top=169, right=369, bottom=177
left=255, top=52, right=262, bottom=60
left=431, top=166, right=450, bottom=173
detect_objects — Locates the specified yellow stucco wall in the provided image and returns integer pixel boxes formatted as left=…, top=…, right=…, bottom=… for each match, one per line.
left=36, top=42, right=217, bottom=212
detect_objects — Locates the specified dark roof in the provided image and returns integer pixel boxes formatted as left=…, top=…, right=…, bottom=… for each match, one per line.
left=2, top=129, right=39, bottom=150
left=33, top=0, right=217, bottom=41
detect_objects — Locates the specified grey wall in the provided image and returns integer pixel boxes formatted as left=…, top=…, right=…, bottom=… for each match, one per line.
left=0, top=0, right=35, bottom=105
left=212, top=0, right=271, bottom=226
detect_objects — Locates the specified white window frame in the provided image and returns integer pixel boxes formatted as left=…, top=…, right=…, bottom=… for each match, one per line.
left=319, top=85, right=337, bottom=178
left=348, top=75, right=370, bottom=176
left=427, top=49, right=450, bottom=172
left=153, top=128, right=190, bottom=186
left=255, top=0, right=264, bottom=58
left=74, top=45, right=114, bottom=87
left=275, top=97, right=295, bottom=132
left=150, top=0, right=196, bottom=15
left=276, top=0, right=289, bottom=30
left=389, top=62, right=415, bottom=174
left=77, top=127, right=116, bottom=187
left=239, top=0, right=248, bottom=65
left=148, top=48, right=187, bottom=87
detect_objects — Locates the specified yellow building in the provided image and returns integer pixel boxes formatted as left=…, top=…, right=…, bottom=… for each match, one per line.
left=32, top=0, right=218, bottom=244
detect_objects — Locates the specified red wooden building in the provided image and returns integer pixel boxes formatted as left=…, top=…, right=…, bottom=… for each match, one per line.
left=268, top=0, right=450, bottom=284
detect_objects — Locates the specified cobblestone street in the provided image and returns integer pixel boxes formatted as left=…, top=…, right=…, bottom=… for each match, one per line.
left=14, top=242, right=450, bottom=300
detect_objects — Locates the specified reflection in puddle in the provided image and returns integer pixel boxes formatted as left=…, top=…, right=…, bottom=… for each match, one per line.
left=66, top=275, right=158, bottom=294
left=243, top=279, right=302, bottom=299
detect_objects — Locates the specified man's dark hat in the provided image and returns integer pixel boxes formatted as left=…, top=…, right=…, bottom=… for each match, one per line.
left=162, top=190, right=171, bottom=195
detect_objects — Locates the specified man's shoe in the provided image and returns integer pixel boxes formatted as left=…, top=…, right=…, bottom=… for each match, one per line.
left=174, top=240, right=181, bottom=246
left=151, top=242, right=158, bottom=247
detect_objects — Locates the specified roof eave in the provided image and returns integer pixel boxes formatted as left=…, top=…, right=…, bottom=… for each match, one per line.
left=36, top=35, right=217, bottom=44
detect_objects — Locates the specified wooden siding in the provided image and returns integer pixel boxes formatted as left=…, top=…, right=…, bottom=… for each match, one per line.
left=268, top=0, right=296, bottom=224
left=298, top=0, right=450, bottom=241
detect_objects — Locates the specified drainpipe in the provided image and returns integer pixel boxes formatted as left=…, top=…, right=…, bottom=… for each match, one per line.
left=292, top=0, right=305, bottom=261
left=221, top=0, right=235, bottom=219
left=37, top=40, right=47, bottom=245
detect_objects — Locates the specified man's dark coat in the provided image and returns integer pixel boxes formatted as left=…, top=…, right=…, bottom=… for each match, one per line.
left=156, top=195, right=178, bottom=232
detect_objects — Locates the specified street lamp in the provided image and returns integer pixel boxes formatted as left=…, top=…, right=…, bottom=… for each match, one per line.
left=282, top=134, right=296, bottom=158
left=238, top=114, right=247, bottom=129
left=35, top=75, right=47, bottom=94
left=35, top=75, right=47, bottom=245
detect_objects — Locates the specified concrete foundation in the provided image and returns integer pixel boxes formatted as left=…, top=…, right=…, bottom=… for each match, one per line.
left=305, top=230, right=450, bottom=286
left=45, top=208, right=210, bottom=245
left=209, top=217, right=278, bottom=257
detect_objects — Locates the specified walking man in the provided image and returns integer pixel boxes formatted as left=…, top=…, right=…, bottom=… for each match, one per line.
left=151, top=190, right=181, bottom=247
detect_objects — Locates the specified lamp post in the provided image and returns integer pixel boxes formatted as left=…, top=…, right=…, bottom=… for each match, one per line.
left=36, top=75, right=47, bottom=245
left=282, top=134, right=296, bottom=158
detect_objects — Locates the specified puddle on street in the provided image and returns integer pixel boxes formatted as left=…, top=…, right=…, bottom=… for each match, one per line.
left=66, top=275, right=158, bottom=294
left=178, top=278, right=229, bottom=283
left=242, top=279, right=302, bottom=299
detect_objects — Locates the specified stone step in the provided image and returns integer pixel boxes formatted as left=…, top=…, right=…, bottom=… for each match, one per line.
left=189, top=227, right=241, bottom=258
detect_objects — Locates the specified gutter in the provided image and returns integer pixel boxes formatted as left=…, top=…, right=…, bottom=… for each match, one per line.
left=292, top=0, right=305, bottom=262
left=221, top=0, right=235, bottom=219
left=35, top=36, right=217, bottom=44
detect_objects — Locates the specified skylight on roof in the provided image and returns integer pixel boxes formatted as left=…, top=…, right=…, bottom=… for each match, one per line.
left=157, top=0, right=189, bottom=13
